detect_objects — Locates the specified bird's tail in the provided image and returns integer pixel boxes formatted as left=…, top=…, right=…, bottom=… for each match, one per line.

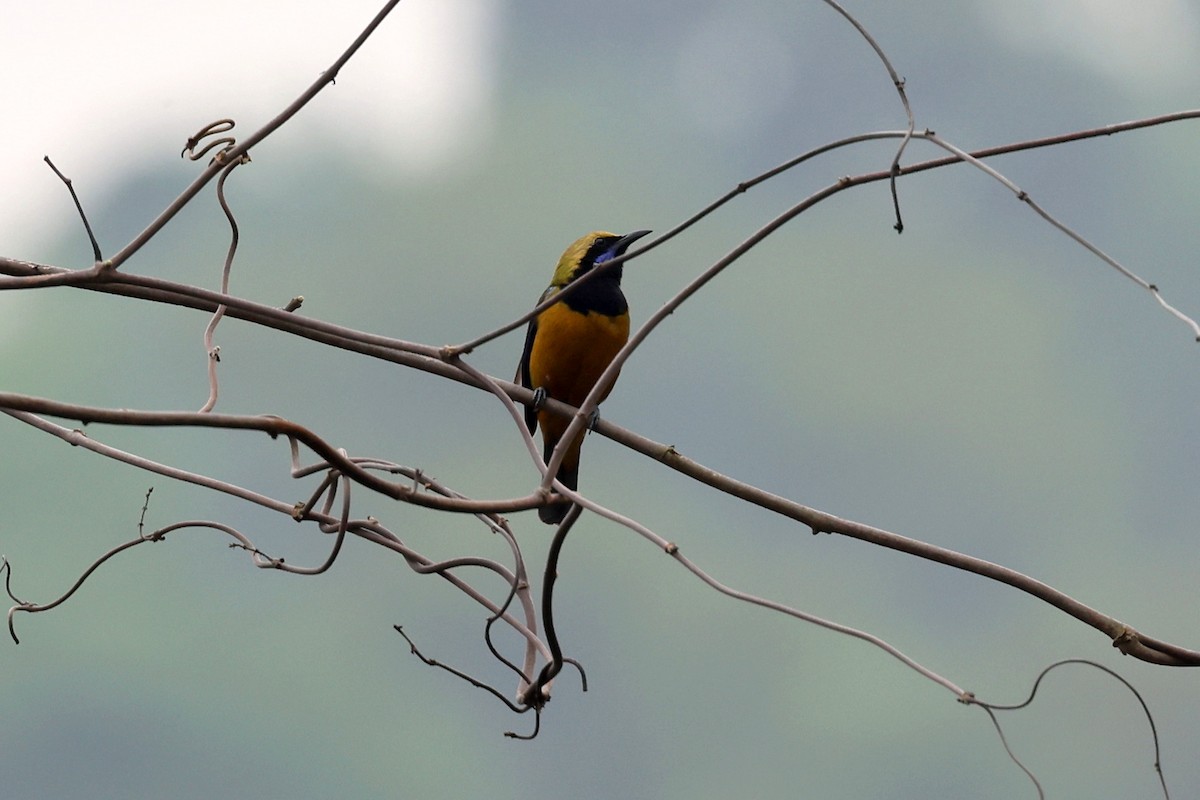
left=539, top=454, right=578, bottom=525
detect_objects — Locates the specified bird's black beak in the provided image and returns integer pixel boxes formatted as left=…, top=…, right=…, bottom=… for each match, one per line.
left=615, top=229, right=652, bottom=255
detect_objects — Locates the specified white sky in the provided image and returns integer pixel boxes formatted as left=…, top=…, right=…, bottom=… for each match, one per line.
left=2, top=0, right=498, bottom=257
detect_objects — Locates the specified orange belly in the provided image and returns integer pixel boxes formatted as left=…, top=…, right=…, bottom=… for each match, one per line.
left=528, top=301, right=630, bottom=455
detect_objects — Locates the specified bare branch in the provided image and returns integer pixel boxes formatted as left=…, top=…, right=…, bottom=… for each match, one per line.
left=605, top=425, right=1200, bottom=667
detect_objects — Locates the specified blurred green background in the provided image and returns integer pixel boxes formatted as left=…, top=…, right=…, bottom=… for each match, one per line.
left=3, top=1, right=1199, bottom=798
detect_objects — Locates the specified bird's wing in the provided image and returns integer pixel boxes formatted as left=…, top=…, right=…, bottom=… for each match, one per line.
left=517, top=286, right=555, bottom=435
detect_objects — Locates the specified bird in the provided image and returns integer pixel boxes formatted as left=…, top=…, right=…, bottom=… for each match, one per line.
left=517, top=229, right=651, bottom=524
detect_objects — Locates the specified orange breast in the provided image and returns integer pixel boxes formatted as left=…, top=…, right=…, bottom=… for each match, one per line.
left=528, top=301, right=630, bottom=430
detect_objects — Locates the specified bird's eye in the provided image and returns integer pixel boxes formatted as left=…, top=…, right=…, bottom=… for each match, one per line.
left=592, top=237, right=618, bottom=264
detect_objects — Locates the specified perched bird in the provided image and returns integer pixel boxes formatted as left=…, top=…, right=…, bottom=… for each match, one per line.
left=518, top=229, right=651, bottom=524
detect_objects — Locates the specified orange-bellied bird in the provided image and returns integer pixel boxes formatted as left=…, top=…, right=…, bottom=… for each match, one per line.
left=518, top=229, right=651, bottom=524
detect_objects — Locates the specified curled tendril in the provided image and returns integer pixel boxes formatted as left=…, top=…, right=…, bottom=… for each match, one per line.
left=966, top=659, right=1170, bottom=799
left=181, top=119, right=247, bottom=166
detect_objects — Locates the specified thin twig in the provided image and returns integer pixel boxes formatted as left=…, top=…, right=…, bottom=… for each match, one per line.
left=968, top=659, right=1170, bottom=799
left=447, top=110, right=1200, bottom=360
left=482, top=525, right=538, bottom=693
left=3, top=296, right=1200, bottom=669
left=816, top=0, right=915, bottom=232
left=199, top=145, right=251, bottom=412
left=105, top=0, right=404, bottom=270
left=521, top=505, right=584, bottom=708
left=5, top=107, right=1200, bottom=672
left=0, top=395, right=544, bottom=515
left=445, top=234, right=654, bottom=361
left=43, top=156, right=103, bottom=262
left=394, top=625, right=530, bottom=715
left=0, top=409, right=549, bottom=658
left=137, top=487, right=154, bottom=535
left=7, top=536, right=146, bottom=644
left=180, top=119, right=238, bottom=163
left=921, top=131, right=1200, bottom=340
left=557, top=489, right=969, bottom=698
left=270, top=470, right=350, bottom=576
left=977, top=704, right=1046, bottom=799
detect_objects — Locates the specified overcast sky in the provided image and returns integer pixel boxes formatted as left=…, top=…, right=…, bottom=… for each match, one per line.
left=5, top=0, right=1199, bottom=258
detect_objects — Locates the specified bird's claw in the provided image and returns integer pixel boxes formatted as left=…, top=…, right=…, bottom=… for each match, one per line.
left=586, top=407, right=600, bottom=431
left=531, top=387, right=547, bottom=410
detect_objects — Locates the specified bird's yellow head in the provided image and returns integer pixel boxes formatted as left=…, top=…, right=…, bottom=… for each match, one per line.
left=549, top=229, right=652, bottom=287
